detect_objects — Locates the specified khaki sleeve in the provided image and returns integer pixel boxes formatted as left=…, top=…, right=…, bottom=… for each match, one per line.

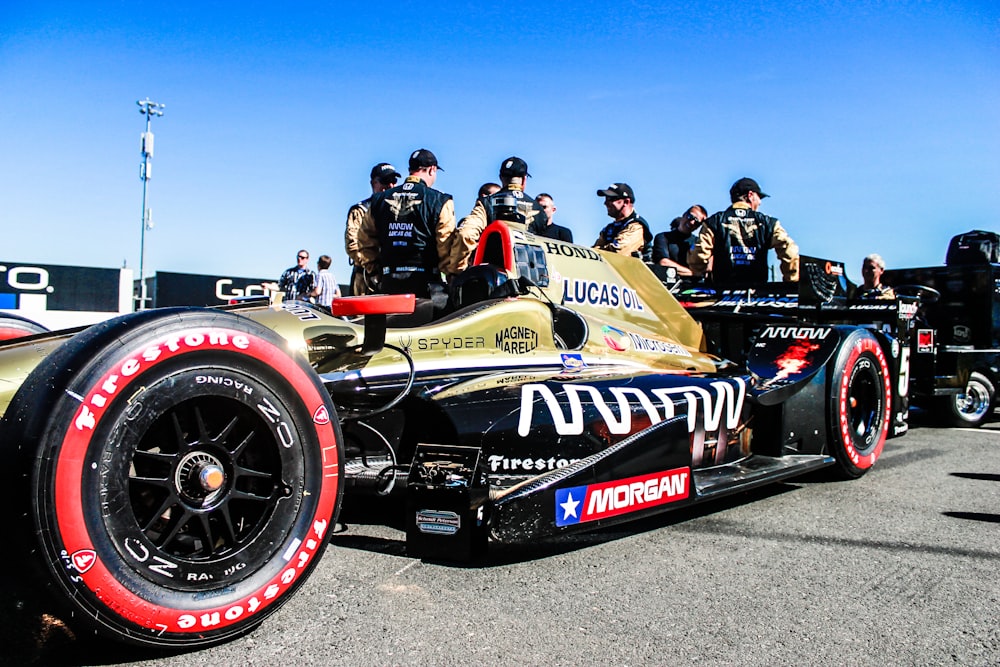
left=688, top=226, right=714, bottom=276
left=436, top=198, right=458, bottom=275
left=771, top=220, right=799, bottom=282
left=615, top=222, right=646, bottom=256
left=344, top=205, right=364, bottom=263
left=446, top=200, right=487, bottom=275
left=355, top=208, right=380, bottom=274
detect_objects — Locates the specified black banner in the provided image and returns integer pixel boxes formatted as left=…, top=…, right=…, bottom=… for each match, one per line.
left=149, top=271, right=273, bottom=307
left=0, top=261, right=123, bottom=312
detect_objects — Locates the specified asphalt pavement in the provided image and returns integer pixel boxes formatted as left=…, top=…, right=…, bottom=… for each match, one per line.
left=5, top=415, right=999, bottom=666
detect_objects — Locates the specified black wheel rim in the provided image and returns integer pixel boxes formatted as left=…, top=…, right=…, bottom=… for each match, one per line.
left=93, top=369, right=305, bottom=592
left=847, top=358, right=882, bottom=453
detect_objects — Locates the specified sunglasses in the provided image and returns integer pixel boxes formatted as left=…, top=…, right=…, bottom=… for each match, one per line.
left=298, top=255, right=308, bottom=260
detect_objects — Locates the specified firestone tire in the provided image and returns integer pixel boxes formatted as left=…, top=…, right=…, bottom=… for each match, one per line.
left=827, top=329, right=892, bottom=479
left=1, top=308, right=343, bottom=648
left=0, top=313, right=48, bottom=340
left=943, top=371, right=995, bottom=428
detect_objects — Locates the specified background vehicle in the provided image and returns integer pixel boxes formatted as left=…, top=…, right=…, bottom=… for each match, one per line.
left=0, top=223, right=905, bottom=649
left=885, top=259, right=1000, bottom=427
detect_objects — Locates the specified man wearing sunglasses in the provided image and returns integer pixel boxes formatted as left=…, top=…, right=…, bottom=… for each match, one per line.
left=278, top=250, right=317, bottom=302
left=652, top=205, right=707, bottom=277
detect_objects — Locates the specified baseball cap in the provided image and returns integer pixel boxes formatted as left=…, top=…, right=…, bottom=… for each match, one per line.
left=370, top=162, right=401, bottom=183
left=409, top=148, right=443, bottom=171
left=730, top=177, right=769, bottom=200
left=596, top=183, right=635, bottom=202
left=499, top=156, right=531, bottom=178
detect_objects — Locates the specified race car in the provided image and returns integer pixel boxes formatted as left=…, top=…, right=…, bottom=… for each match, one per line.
left=0, top=312, right=48, bottom=341
left=0, top=221, right=902, bottom=649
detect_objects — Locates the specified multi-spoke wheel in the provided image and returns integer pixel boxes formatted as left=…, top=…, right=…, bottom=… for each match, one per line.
left=2, top=308, right=342, bottom=647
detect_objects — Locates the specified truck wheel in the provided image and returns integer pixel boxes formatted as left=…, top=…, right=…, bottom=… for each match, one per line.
left=944, top=371, right=995, bottom=428
left=827, top=329, right=892, bottom=479
left=1, top=308, right=343, bottom=648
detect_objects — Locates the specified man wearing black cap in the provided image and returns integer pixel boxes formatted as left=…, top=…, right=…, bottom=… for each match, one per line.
left=344, top=162, right=401, bottom=295
left=688, top=177, right=799, bottom=283
left=593, top=183, right=653, bottom=262
left=447, top=156, right=548, bottom=275
left=356, top=149, right=456, bottom=307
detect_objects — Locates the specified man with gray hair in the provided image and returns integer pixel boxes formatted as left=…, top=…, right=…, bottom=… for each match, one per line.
left=858, top=253, right=895, bottom=299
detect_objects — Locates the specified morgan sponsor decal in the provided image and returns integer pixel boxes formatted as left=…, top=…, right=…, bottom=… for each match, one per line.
left=562, top=279, right=645, bottom=312
left=518, top=379, right=746, bottom=437
left=415, top=510, right=461, bottom=535
left=555, top=468, right=690, bottom=526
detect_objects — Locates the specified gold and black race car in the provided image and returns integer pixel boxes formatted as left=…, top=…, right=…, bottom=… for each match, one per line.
left=0, top=221, right=903, bottom=648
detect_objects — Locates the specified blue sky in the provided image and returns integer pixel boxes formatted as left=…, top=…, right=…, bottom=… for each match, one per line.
left=1, top=1, right=997, bottom=287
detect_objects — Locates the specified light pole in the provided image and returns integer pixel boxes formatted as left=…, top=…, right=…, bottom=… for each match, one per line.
left=136, top=97, right=165, bottom=310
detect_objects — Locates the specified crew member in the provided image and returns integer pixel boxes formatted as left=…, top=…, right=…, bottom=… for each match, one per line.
left=536, top=193, right=573, bottom=242
left=689, top=177, right=799, bottom=283
left=858, top=253, right=895, bottom=299
left=652, top=204, right=707, bottom=276
left=448, top=156, right=548, bottom=275
left=356, top=149, right=455, bottom=308
left=345, top=162, right=401, bottom=295
left=593, top=183, right=652, bottom=262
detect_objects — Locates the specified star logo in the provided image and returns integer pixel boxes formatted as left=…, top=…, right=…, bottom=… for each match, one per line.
left=560, top=492, right=580, bottom=520
left=555, top=485, right=587, bottom=526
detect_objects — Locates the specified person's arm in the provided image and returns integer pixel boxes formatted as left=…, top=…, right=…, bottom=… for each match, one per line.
left=445, top=200, right=484, bottom=275
left=688, top=227, right=714, bottom=277
left=355, top=208, right=380, bottom=273
left=652, top=233, right=669, bottom=264
left=658, top=257, right=693, bottom=276
left=611, top=222, right=646, bottom=256
left=344, top=205, right=364, bottom=263
left=436, top=198, right=458, bottom=275
left=770, top=220, right=799, bottom=281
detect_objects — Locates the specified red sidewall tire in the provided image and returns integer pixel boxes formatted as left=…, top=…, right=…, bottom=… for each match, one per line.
left=827, top=329, right=892, bottom=478
left=4, top=308, right=342, bottom=648
left=0, top=313, right=48, bottom=341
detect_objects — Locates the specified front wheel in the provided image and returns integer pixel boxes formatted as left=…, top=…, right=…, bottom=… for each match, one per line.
left=2, top=308, right=343, bottom=648
left=827, top=329, right=892, bottom=479
left=942, top=371, right=995, bottom=428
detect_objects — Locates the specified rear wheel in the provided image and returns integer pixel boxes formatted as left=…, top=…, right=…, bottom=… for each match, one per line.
left=942, top=371, right=995, bottom=428
left=827, top=329, right=892, bottom=479
left=2, top=308, right=343, bottom=648
left=0, top=313, right=48, bottom=340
